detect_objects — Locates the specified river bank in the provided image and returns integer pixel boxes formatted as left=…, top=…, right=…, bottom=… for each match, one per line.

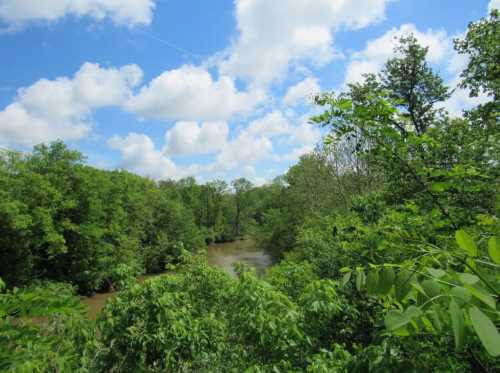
left=82, top=239, right=271, bottom=319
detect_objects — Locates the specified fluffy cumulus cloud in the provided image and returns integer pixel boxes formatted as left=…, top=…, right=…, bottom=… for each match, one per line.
left=0, top=0, right=155, bottom=29
left=278, top=114, right=322, bottom=161
left=203, top=111, right=290, bottom=173
left=240, top=165, right=267, bottom=186
left=212, top=132, right=273, bottom=171
left=219, top=0, right=389, bottom=84
left=344, top=24, right=452, bottom=84
left=208, top=110, right=322, bottom=174
left=489, top=0, right=500, bottom=12
left=278, top=145, right=316, bottom=162
left=0, top=62, right=143, bottom=147
left=164, top=121, right=229, bottom=156
left=108, top=133, right=177, bottom=179
left=246, top=111, right=292, bottom=138
left=126, top=66, right=265, bottom=122
left=283, top=77, right=320, bottom=106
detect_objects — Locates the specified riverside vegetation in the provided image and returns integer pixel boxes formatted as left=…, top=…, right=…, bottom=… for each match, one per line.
left=1, top=11, right=499, bottom=372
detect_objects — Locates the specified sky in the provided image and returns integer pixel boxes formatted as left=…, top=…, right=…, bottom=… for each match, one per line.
left=0, top=0, right=496, bottom=185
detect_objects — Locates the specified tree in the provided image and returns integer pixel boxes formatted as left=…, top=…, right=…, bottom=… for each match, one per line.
left=232, top=178, right=253, bottom=237
left=381, top=35, right=450, bottom=135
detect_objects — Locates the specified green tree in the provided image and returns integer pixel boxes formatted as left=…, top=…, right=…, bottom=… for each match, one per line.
left=231, top=178, right=253, bottom=237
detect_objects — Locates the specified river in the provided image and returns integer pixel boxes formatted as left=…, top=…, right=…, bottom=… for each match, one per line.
left=206, top=239, right=272, bottom=277
left=83, top=239, right=271, bottom=319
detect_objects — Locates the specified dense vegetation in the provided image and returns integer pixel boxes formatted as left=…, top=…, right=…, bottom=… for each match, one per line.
left=1, top=11, right=499, bottom=372
left=0, top=143, right=263, bottom=294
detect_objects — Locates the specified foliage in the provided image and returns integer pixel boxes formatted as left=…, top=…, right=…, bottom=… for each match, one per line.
left=305, top=13, right=499, bottom=369
left=0, top=142, right=205, bottom=293
left=1, top=11, right=498, bottom=372
left=0, top=279, right=94, bottom=372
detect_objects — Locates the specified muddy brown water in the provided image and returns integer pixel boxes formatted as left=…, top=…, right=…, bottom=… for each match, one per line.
left=82, top=239, right=271, bottom=319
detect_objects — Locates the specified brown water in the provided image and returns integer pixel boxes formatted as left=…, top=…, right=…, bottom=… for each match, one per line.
left=206, top=239, right=272, bottom=277
left=82, top=273, right=166, bottom=319
left=82, top=239, right=271, bottom=318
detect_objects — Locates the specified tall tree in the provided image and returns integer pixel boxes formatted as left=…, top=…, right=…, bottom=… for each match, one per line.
left=231, top=178, right=253, bottom=237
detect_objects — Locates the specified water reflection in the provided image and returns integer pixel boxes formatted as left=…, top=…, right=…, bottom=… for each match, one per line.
left=206, top=239, right=272, bottom=277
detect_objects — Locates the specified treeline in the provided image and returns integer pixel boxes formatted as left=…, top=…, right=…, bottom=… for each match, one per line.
left=1, top=11, right=499, bottom=373
left=0, top=143, right=258, bottom=294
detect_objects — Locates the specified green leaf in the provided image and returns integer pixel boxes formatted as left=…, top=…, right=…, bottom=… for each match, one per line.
left=377, top=267, right=395, bottom=295
left=488, top=236, right=500, bottom=264
left=427, top=268, right=445, bottom=278
left=450, top=286, right=472, bottom=306
left=338, top=99, right=353, bottom=111
left=395, top=270, right=414, bottom=301
left=465, top=285, right=496, bottom=310
left=430, top=182, right=452, bottom=192
left=455, top=230, right=477, bottom=257
left=429, top=307, right=443, bottom=332
left=458, top=273, right=479, bottom=285
left=356, top=270, right=366, bottom=292
left=421, top=279, right=441, bottom=299
left=411, top=281, right=428, bottom=297
left=449, top=300, right=464, bottom=352
left=385, top=310, right=409, bottom=331
left=469, top=307, right=500, bottom=357
left=366, top=270, right=379, bottom=295
left=385, top=306, right=422, bottom=332
left=341, top=271, right=351, bottom=287
left=405, top=305, right=422, bottom=320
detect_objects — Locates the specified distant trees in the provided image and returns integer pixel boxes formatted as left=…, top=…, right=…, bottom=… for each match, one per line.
left=0, top=142, right=205, bottom=293
left=0, top=142, right=265, bottom=293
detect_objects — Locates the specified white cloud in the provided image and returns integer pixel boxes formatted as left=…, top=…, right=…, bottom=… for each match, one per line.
left=287, top=121, right=322, bottom=146
left=0, top=0, right=155, bottom=29
left=106, top=109, right=322, bottom=180
left=441, top=77, right=490, bottom=117
left=278, top=145, right=316, bottom=161
left=207, top=110, right=322, bottom=174
left=283, top=77, right=320, bottom=106
left=240, top=165, right=266, bottom=186
left=108, top=133, right=177, bottom=179
left=212, top=132, right=273, bottom=171
left=277, top=115, right=322, bottom=161
left=219, top=0, right=389, bottom=84
left=489, top=0, right=500, bottom=12
left=0, top=62, right=142, bottom=147
left=164, top=121, right=228, bottom=155
left=344, top=24, right=452, bottom=84
left=246, top=111, right=292, bottom=138
left=126, top=65, right=264, bottom=122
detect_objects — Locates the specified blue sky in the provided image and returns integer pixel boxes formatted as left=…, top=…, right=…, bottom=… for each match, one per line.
left=0, top=0, right=496, bottom=184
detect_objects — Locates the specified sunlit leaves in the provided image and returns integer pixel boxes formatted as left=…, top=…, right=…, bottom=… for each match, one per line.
left=455, top=230, right=478, bottom=257
left=385, top=306, right=422, bottom=332
left=457, top=273, right=479, bottom=285
left=488, top=236, right=500, bottom=264
left=450, top=287, right=471, bottom=306
left=464, top=285, right=496, bottom=310
left=449, top=300, right=464, bottom=352
left=469, top=307, right=500, bottom=357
